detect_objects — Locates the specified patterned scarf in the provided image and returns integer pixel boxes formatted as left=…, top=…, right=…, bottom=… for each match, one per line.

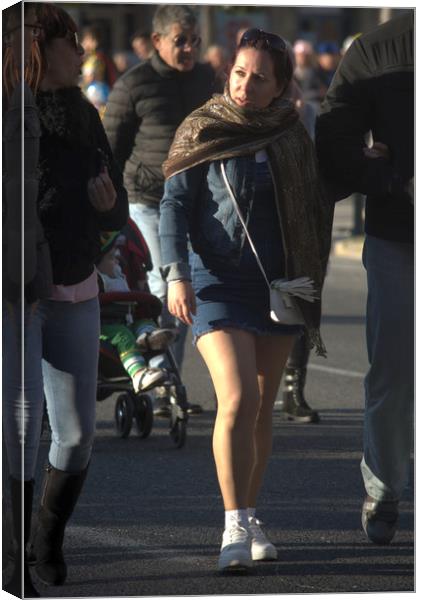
left=164, top=91, right=334, bottom=356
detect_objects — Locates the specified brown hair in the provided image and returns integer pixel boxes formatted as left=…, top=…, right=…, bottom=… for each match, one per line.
left=36, top=2, right=77, bottom=44
left=232, top=30, right=294, bottom=90
left=36, top=2, right=78, bottom=77
left=2, top=2, right=43, bottom=102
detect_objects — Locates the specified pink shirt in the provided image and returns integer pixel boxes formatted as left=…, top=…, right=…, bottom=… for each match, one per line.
left=49, top=269, right=98, bottom=303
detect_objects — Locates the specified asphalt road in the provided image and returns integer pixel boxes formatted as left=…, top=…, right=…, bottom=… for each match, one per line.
left=2, top=202, right=414, bottom=598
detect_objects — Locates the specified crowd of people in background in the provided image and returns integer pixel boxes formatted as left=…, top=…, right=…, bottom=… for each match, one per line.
left=78, top=21, right=360, bottom=120
left=2, top=1, right=413, bottom=593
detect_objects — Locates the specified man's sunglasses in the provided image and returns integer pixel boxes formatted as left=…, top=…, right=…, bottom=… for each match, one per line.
left=239, top=28, right=287, bottom=52
left=172, top=33, right=201, bottom=49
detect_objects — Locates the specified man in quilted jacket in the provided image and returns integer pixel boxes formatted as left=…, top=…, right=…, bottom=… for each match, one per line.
left=103, top=5, right=218, bottom=415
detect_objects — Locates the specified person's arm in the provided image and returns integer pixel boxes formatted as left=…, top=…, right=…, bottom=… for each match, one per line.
left=159, top=164, right=206, bottom=325
left=159, top=163, right=205, bottom=282
left=315, top=40, right=394, bottom=199
left=88, top=107, right=129, bottom=231
left=102, top=76, right=138, bottom=173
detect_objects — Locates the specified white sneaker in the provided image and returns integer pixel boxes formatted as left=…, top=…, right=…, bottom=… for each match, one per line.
left=218, top=522, right=252, bottom=572
left=249, top=517, right=277, bottom=561
left=132, top=368, right=167, bottom=393
left=136, top=328, right=177, bottom=352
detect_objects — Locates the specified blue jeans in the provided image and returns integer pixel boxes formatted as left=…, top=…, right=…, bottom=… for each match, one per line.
left=361, top=235, right=414, bottom=501
left=129, top=202, right=187, bottom=370
left=2, top=297, right=99, bottom=479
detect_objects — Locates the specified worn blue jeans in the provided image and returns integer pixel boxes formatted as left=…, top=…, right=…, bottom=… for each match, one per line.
left=2, top=297, right=99, bottom=480
left=129, top=202, right=188, bottom=370
left=361, top=235, right=414, bottom=501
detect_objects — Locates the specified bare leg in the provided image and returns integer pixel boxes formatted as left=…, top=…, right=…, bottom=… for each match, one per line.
left=248, top=335, right=296, bottom=508
left=197, top=328, right=259, bottom=510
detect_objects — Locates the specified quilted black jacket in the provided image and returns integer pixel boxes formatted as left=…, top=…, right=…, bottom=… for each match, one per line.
left=103, top=51, right=218, bottom=206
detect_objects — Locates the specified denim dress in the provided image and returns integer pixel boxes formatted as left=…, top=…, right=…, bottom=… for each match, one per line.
left=190, top=155, right=302, bottom=342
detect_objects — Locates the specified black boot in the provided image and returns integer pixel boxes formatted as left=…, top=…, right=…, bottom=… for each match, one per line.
left=4, top=477, right=40, bottom=598
left=280, top=367, right=320, bottom=423
left=31, top=463, right=88, bottom=586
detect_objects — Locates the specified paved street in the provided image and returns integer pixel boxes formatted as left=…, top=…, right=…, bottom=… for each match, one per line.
left=2, top=200, right=414, bottom=597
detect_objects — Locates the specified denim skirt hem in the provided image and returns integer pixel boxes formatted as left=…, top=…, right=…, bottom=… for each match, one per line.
left=192, top=321, right=303, bottom=346
left=191, top=301, right=303, bottom=346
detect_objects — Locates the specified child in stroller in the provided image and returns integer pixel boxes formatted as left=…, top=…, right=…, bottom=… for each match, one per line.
left=96, top=219, right=191, bottom=446
left=97, top=236, right=176, bottom=394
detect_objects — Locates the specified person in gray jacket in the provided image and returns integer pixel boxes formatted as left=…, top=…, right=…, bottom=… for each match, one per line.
left=103, top=6, right=218, bottom=416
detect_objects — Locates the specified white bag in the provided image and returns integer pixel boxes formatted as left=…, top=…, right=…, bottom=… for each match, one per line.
left=269, top=277, right=319, bottom=325
left=270, top=288, right=303, bottom=325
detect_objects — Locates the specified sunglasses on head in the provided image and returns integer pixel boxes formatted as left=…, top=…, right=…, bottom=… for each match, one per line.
left=172, top=33, right=201, bottom=49
left=239, top=28, right=287, bottom=53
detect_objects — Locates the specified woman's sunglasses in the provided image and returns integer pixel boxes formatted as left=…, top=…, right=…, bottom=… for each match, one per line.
left=239, top=28, right=287, bottom=52
left=172, top=33, right=201, bottom=49
left=63, top=30, right=80, bottom=50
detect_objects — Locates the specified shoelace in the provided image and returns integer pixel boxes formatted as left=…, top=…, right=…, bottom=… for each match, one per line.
left=248, top=517, right=269, bottom=542
left=225, top=523, right=249, bottom=544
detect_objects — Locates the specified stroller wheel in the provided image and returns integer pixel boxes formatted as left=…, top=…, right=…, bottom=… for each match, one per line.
left=114, top=393, right=134, bottom=438
left=134, top=394, right=154, bottom=439
left=169, top=412, right=187, bottom=449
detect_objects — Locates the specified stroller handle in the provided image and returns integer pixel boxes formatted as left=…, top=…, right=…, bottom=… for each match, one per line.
left=99, top=291, right=163, bottom=320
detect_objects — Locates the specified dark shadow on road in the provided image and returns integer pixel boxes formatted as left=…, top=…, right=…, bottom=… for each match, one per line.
left=4, top=400, right=413, bottom=598
left=48, top=556, right=414, bottom=591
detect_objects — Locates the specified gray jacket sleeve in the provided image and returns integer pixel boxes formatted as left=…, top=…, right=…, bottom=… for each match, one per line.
left=103, top=76, right=139, bottom=173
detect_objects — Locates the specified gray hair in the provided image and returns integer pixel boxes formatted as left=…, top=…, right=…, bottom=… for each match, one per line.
left=152, top=5, right=198, bottom=35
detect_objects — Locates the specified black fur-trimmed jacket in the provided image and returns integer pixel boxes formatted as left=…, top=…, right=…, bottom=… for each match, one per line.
left=36, top=87, right=128, bottom=286
left=102, top=51, right=218, bottom=207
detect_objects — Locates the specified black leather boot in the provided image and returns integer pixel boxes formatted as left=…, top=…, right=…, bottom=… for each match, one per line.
left=4, top=477, right=40, bottom=598
left=31, top=463, right=88, bottom=586
left=280, top=367, right=320, bottom=423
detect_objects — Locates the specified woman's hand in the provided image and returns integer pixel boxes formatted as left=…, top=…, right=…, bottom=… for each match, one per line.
left=363, top=142, right=390, bottom=160
left=167, top=280, right=196, bottom=325
left=88, top=166, right=117, bottom=212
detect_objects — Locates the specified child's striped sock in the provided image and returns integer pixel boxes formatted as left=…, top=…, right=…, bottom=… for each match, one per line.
left=120, top=350, right=146, bottom=379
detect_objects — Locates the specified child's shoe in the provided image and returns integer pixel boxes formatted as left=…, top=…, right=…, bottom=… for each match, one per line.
left=136, top=328, right=178, bottom=352
left=132, top=367, right=167, bottom=393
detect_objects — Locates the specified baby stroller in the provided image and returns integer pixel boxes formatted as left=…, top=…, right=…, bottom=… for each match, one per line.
left=96, top=218, right=189, bottom=448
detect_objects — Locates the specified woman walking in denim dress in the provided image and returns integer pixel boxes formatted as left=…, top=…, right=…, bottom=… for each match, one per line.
left=160, top=29, right=333, bottom=572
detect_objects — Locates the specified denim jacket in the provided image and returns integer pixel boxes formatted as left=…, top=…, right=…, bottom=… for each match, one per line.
left=159, top=155, right=282, bottom=281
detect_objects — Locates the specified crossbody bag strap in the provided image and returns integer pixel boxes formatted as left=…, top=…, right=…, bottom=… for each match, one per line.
left=220, top=160, right=271, bottom=289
